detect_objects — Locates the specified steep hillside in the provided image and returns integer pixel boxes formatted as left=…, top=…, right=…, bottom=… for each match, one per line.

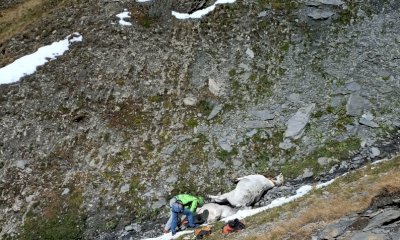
left=1, top=0, right=399, bottom=239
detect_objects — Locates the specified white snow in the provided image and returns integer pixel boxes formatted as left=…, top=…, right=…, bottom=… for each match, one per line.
left=172, top=0, right=237, bottom=19
left=0, top=33, right=82, bottom=85
left=136, top=0, right=152, bottom=2
left=116, top=9, right=132, bottom=26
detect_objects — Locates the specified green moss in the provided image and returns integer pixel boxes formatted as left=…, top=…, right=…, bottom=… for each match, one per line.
left=249, top=73, right=257, bottom=81
left=216, top=147, right=238, bottom=162
left=185, top=118, right=199, bottom=128
left=256, top=75, right=274, bottom=96
left=228, top=69, right=237, bottom=77
left=198, top=100, right=213, bottom=115
left=281, top=137, right=361, bottom=178
left=258, top=0, right=299, bottom=11
left=21, top=189, right=86, bottom=240
left=312, top=109, right=324, bottom=118
left=280, top=42, right=290, bottom=52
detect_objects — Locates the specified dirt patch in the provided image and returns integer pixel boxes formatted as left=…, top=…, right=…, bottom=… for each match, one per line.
left=369, top=186, right=400, bottom=210
left=0, top=0, right=45, bottom=42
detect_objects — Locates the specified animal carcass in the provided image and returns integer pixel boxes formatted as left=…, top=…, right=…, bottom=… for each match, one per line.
left=208, top=174, right=284, bottom=207
left=196, top=203, right=237, bottom=223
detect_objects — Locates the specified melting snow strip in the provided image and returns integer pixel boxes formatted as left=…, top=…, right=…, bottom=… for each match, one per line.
left=116, top=9, right=132, bottom=26
left=0, top=33, right=82, bottom=85
left=172, top=0, right=237, bottom=19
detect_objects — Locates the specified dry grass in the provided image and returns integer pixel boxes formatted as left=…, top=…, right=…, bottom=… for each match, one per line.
left=0, top=0, right=45, bottom=43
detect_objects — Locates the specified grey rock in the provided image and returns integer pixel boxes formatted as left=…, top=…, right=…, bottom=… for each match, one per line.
left=258, top=11, right=267, bottom=18
left=244, top=120, right=273, bottom=129
left=120, top=184, right=130, bottom=193
left=183, top=96, right=198, bottom=106
left=249, top=109, right=274, bottom=121
left=208, top=159, right=225, bottom=169
left=284, top=104, right=315, bottom=140
left=207, top=104, right=223, bottom=120
left=351, top=232, right=386, bottom=240
left=318, top=157, right=337, bottom=166
left=346, top=82, right=361, bottom=92
left=151, top=199, right=166, bottom=209
left=279, top=139, right=294, bottom=150
left=362, top=112, right=374, bottom=121
left=208, top=78, right=223, bottom=96
left=318, top=0, right=344, bottom=5
left=297, top=168, right=314, bottom=180
left=364, top=209, right=400, bottom=231
left=359, top=118, right=379, bottom=128
left=15, top=160, right=27, bottom=170
left=61, top=188, right=70, bottom=196
left=125, top=223, right=141, bottom=232
left=219, top=140, right=232, bottom=152
left=246, top=129, right=258, bottom=137
left=165, top=175, right=178, bottom=184
left=246, top=48, right=254, bottom=59
left=370, top=147, right=380, bottom=158
left=308, top=10, right=335, bottom=20
left=288, top=93, right=301, bottom=104
left=346, top=94, right=366, bottom=117
left=319, top=219, right=352, bottom=239
left=163, top=144, right=177, bottom=155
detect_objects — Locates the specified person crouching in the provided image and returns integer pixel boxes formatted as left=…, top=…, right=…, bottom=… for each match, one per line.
left=163, top=194, right=204, bottom=235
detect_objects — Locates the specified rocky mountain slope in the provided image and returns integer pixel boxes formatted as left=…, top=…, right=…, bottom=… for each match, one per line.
left=0, top=0, right=399, bottom=239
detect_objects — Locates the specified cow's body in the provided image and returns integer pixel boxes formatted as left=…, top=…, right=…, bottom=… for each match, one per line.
left=208, top=174, right=283, bottom=207
left=196, top=203, right=237, bottom=223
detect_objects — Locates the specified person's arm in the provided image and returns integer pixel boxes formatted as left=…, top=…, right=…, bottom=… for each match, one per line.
left=189, top=197, right=198, bottom=213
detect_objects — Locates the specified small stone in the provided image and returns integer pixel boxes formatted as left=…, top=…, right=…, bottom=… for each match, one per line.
left=249, top=109, right=274, bottom=120
left=308, top=10, right=335, bottom=20
left=359, top=118, right=379, bottom=128
left=125, top=223, right=141, bottom=232
left=15, top=160, right=27, bottom=170
left=370, top=147, right=380, bottom=158
left=183, top=96, right=198, bottom=106
left=163, top=144, right=176, bottom=155
left=120, top=184, right=130, bottom=193
left=244, top=120, right=273, bottom=129
left=258, top=11, right=267, bottom=18
left=361, top=112, right=374, bottom=121
left=207, top=104, right=223, bottom=120
left=208, top=78, right=222, bottom=96
left=61, top=188, right=70, bottom=196
left=246, top=48, right=254, bottom=59
left=219, top=140, right=232, bottom=152
left=284, top=104, right=315, bottom=139
left=318, top=157, right=337, bottom=166
left=246, top=129, right=258, bottom=137
left=346, top=94, right=366, bottom=116
left=279, top=139, right=293, bottom=150
left=346, top=82, right=361, bottom=92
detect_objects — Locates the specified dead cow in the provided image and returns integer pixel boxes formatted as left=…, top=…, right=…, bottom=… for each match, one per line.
left=208, top=174, right=284, bottom=207
left=196, top=203, right=237, bottom=223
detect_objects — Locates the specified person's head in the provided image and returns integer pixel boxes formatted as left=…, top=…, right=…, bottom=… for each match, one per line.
left=198, top=196, right=204, bottom=206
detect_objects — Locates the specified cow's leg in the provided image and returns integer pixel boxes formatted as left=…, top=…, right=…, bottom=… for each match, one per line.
left=208, top=192, right=231, bottom=203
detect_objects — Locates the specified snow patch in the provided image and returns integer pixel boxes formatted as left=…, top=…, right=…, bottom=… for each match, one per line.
left=116, top=9, right=132, bottom=26
left=172, top=0, right=237, bottom=19
left=0, top=33, right=82, bottom=85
